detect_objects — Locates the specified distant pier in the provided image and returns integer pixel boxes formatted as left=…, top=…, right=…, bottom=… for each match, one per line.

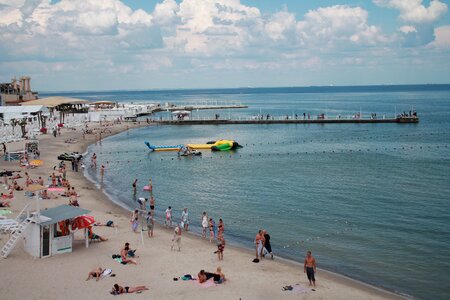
left=153, top=116, right=419, bottom=125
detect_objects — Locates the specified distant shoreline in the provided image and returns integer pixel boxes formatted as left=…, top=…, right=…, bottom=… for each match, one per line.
left=39, top=83, right=450, bottom=95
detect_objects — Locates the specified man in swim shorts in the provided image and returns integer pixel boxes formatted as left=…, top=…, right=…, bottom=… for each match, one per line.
left=304, top=250, right=317, bottom=287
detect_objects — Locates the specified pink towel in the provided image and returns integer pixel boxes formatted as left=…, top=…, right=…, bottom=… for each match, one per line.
left=194, top=278, right=216, bottom=288
left=47, top=188, right=65, bottom=192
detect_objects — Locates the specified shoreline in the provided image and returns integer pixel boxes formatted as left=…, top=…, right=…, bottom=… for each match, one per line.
left=82, top=125, right=409, bottom=300
left=0, top=120, right=408, bottom=300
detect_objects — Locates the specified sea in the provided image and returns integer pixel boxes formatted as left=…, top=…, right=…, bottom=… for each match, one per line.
left=43, top=85, right=450, bottom=300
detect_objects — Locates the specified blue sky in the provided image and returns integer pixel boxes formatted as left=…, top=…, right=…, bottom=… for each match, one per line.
left=0, top=0, right=449, bottom=91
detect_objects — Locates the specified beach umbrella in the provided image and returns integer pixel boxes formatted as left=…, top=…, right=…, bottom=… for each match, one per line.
left=29, top=159, right=43, bottom=167
left=72, top=215, right=95, bottom=230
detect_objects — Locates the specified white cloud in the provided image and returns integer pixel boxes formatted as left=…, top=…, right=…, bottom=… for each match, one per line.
left=399, top=25, right=417, bottom=34
left=374, top=0, right=448, bottom=23
left=296, top=5, right=387, bottom=47
left=428, top=25, right=450, bottom=49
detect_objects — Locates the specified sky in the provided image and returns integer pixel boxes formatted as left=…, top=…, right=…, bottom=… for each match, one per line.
left=0, top=0, right=449, bottom=91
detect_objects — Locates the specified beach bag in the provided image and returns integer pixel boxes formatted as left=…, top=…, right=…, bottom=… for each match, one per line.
left=181, top=274, right=193, bottom=280
left=106, top=220, right=114, bottom=227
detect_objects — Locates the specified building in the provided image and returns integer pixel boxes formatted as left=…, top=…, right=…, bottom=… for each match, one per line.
left=0, top=76, right=39, bottom=106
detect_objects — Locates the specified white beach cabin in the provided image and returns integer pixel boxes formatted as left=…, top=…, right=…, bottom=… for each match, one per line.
left=23, top=205, right=90, bottom=258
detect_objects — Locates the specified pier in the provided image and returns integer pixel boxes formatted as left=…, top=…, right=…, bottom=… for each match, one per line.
left=153, top=116, right=419, bottom=125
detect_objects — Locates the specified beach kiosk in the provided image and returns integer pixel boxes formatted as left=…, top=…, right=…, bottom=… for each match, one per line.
left=23, top=205, right=90, bottom=258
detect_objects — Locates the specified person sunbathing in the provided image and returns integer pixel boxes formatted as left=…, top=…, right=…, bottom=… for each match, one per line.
left=87, top=227, right=108, bottom=242
left=10, top=173, right=22, bottom=180
left=86, top=267, right=103, bottom=281
left=0, top=200, right=11, bottom=207
left=120, top=246, right=137, bottom=264
left=214, top=267, right=226, bottom=284
left=111, top=284, right=148, bottom=295
left=13, top=181, right=23, bottom=191
left=37, top=176, right=44, bottom=186
left=94, top=220, right=116, bottom=228
left=69, top=195, right=79, bottom=207
left=40, top=189, right=50, bottom=199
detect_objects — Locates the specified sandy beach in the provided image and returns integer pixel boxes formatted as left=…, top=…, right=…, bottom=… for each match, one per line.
left=0, top=122, right=405, bottom=300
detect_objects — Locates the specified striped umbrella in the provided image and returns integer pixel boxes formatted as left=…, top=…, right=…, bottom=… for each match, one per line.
left=72, top=215, right=95, bottom=230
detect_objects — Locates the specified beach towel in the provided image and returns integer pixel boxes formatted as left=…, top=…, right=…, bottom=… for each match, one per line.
left=101, top=269, right=113, bottom=278
left=47, top=187, right=65, bottom=192
left=0, top=209, right=12, bottom=216
left=194, top=278, right=216, bottom=288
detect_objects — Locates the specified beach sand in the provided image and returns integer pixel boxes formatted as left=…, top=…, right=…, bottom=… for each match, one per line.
left=0, top=122, right=405, bottom=300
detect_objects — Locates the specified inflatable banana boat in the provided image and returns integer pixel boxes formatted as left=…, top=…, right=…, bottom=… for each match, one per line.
left=145, top=140, right=242, bottom=152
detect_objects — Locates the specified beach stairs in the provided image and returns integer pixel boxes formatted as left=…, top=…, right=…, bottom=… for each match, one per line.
left=1, top=217, right=32, bottom=258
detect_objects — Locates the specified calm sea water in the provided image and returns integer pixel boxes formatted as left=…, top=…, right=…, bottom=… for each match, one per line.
left=46, top=86, right=450, bottom=300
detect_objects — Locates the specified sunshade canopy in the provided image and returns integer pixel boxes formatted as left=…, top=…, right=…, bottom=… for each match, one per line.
left=20, top=97, right=90, bottom=108
left=40, top=204, right=90, bottom=226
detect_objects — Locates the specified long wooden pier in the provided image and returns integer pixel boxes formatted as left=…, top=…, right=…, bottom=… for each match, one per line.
left=153, top=116, right=419, bottom=125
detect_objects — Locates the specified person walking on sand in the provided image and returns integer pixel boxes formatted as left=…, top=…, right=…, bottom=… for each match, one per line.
left=171, top=224, right=182, bottom=251
left=216, top=235, right=225, bottom=261
left=181, top=208, right=189, bottom=231
left=201, top=212, right=208, bottom=238
left=304, top=250, right=317, bottom=288
left=165, top=206, right=172, bottom=227
left=146, top=211, right=153, bottom=237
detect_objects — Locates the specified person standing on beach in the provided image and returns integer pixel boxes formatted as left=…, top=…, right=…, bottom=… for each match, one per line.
left=91, top=153, right=97, bottom=168
left=165, top=206, right=172, bottom=227
left=304, top=250, right=317, bottom=288
left=218, top=218, right=224, bottom=237
left=209, top=217, right=216, bottom=242
left=181, top=208, right=189, bottom=231
left=100, top=165, right=105, bottom=181
left=201, top=212, right=208, bottom=238
left=150, top=196, right=155, bottom=213
left=171, top=224, right=182, bottom=251
left=132, top=179, right=137, bottom=196
left=262, top=230, right=273, bottom=259
left=146, top=211, right=153, bottom=237
left=255, top=230, right=264, bottom=259
left=131, top=209, right=139, bottom=233
left=2, top=143, right=6, bottom=156
left=216, top=235, right=225, bottom=261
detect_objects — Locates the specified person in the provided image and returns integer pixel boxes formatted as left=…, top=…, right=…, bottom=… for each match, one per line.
left=255, top=230, right=264, bottom=259
left=91, top=153, right=97, bottom=168
left=69, top=195, right=79, bottom=207
left=146, top=211, right=153, bottom=237
left=201, top=212, right=208, bottom=238
left=87, top=227, right=108, bottom=241
left=216, top=235, right=225, bottom=261
left=111, top=284, right=148, bottom=295
left=121, top=242, right=138, bottom=258
left=181, top=208, right=189, bottom=231
left=304, top=250, right=317, bottom=287
left=218, top=218, right=224, bottom=237
left=94, top=220, right=115, bottom=227
left=12, top=180, right=23, bottom=191
left=132, top=179, right=137, bottom=196
left=100, top=165, right=105, bottom=180
left=149, top=196, right=155, bottom=212
left=171, top=224, right=182, bottom=251
left=120, top=246, right=137, bottom=264
left=131, top=209, right=139, bottom=232
left=40, top=189, right=50, bottom=199
left=2, top=142, right=6, bottom=155
left=165, top=206, right=172, bottom=227
left=0, top=200, right=11, bottom=207
left=263, top=230, right=273, bottom=259
left=198, top=269, right=220, bottom=284
left=37, top=176, right=44, bottom=186
left=209, top=217, right=215, bottom=242
left=86, top=267, right=103, bottom=281
left=214, top=267, right=226, bottom=284
left=137, top=198, right=147, bottom=211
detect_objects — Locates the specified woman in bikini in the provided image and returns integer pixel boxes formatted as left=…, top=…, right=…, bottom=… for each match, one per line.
left=111, top=284, right=148, bottom=295
left=86, top=267, right=103, bottom=281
